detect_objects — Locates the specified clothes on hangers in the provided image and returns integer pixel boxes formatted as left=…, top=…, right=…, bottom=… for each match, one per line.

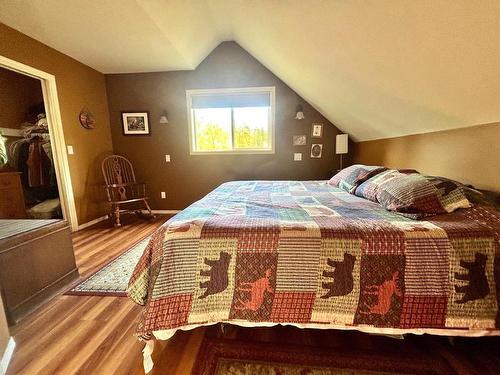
left=18, top=141, right=30, bottom=188
left=42, top=142, right=56, bottom=186
left=7, top=113, right=54, bottom=187
left=27, top=137, right=51, bottom=187
left=3, top=107, right=60, bottom=215
left=5, top=111, right=58, bottom=207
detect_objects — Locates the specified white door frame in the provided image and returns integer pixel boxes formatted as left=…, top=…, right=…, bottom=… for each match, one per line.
left=0, top=55, right=78, bottom=230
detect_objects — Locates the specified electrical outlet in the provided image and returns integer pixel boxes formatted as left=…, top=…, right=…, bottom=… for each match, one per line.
left=165, top=154, right=171, bottom=162
left=161, top=192, right=166, bottom=199
left=67, top=145, right=74, bottom=155
left=293, top=153, right=302, bottom=161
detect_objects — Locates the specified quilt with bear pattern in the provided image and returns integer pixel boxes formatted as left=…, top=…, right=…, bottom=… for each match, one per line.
left=127, top=180, right=500, bottom=340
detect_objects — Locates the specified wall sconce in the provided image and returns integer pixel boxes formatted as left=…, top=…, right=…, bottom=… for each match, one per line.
left=159, top=111, right=169, bottom=124
left=295, top=105, right=304, bottom=120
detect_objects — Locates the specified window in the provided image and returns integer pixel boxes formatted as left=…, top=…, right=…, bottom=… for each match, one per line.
left=186, top=87, right=275, bottom=154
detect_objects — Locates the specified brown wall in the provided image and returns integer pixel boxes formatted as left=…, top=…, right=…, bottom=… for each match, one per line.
left=106, top=42, right=343, bottom=210
left=0, top=23, right=114, bottom=224
left=0, top=67, right=43, bottom=129
left=354, top=122, right=500, bottom=193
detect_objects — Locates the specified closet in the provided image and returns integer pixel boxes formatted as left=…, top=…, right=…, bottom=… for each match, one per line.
left=0, top=68, right=61, bottom=219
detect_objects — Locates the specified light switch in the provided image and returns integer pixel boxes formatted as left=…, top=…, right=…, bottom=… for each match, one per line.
left=161, top=192, right=166, bottom=199
left=67, top=145, right=74, bottom=155
left=293, top=153, right=302, bottom=161
left=165, top=154, right=171, bottom=162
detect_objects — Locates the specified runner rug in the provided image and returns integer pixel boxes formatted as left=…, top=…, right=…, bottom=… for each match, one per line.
left=65, top=236, right=149, bottom=296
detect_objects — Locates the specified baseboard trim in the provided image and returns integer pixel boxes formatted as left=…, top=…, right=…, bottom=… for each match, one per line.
left=0, top=337, right=15, bottom=375
left=151, top=210, right=181, bottom=214
left=77, top=215, right=108, bottom=231
left=76, top=211, right=179, bottom=230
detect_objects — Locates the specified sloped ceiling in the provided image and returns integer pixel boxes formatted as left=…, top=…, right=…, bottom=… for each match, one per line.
left=1, top=0, right=499, bottom=141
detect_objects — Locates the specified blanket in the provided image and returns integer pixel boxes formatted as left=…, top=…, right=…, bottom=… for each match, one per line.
left=128, top=180, right=500, bottom=339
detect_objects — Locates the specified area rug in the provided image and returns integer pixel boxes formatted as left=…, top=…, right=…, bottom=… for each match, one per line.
left=191, top=337, right=455, bottom=375
left=65, top=236, right=149, bottom=296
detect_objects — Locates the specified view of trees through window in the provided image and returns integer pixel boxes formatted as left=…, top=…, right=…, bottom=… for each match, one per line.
left=193, top=106, right=270, bottom=152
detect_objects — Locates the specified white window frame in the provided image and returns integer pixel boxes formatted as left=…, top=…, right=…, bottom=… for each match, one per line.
left=186, top=86, right=275, bottom=155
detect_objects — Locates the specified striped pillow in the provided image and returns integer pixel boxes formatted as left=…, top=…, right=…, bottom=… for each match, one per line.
left=425, top=176, right=473, bottom=213
left=328, top=165, right=387, bottom=193
left=355, top=169, right=418, bottom=202
left=376, top=174, right=472, bottom=219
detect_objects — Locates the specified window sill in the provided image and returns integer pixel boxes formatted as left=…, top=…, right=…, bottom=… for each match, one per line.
left=189, top=150, right=275, bottom=156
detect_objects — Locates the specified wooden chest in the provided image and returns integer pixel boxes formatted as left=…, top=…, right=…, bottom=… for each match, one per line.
left=0, top=172, right=26, bottom=218
left=0, top=220, right=78, bottom=324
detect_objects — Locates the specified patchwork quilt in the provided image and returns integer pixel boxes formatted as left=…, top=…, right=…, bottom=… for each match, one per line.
left=128, top=181, right=500, bottom=340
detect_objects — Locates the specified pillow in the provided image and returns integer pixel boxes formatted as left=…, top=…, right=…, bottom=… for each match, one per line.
left=462, top=186, right=500, bottom=210
left=425, top=176, right=474, bottom=213
left=355, top=169, right=415, bottom=202
left=396, top=169, right=419, bottom=174
left=328, top=164, right=387, bottom=193
left=375, top=174, right=472, bottom=219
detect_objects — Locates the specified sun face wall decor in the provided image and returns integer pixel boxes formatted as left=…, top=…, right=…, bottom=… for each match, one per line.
left=79, top=108, right=95, bottom=130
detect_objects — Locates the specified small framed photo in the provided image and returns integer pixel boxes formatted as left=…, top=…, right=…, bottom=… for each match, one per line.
left=310, top=143, right=323, bottom=158
left=121, top=111, right=150, bottom=135
left=311, top=123, right=323, bottom=138
left=292, top=135, right=307, bottom=146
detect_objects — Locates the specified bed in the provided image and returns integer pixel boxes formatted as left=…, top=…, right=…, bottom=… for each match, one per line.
left=127, top=180, right=500, bottom=371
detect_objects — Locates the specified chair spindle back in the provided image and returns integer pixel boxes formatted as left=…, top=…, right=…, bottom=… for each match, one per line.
left=102, top=155, right=136, bottom=186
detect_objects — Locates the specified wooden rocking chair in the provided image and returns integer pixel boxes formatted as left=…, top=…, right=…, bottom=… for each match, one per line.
left=101, top=155, right=154, bottom=227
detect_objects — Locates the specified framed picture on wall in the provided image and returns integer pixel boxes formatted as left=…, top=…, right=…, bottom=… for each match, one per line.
left=310, top=143, right=323, bottom=158
left=121, top=111, right=150, bottom=135
left=311, top=123, right=323, bottom=138
left=293, top=135, right=307, bottom=146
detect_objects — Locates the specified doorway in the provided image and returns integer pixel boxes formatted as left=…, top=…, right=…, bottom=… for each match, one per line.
left=0, top=55, right=77, bottom=229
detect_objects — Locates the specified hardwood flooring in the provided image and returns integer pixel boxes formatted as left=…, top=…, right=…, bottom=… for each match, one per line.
left=5, top=215, right=500, bottom=374
left=6, top=215, right=204, bottom=375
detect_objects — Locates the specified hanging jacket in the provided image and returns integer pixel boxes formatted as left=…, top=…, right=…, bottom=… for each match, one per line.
left=26, top=138, right=51, bottom=187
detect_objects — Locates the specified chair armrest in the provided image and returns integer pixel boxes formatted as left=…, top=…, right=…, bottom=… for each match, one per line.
left=103, top=182, right=147, bottom=202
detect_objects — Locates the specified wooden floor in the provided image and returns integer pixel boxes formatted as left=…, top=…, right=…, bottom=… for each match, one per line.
left=6, top=215, right=205, bottom=375
left=5, top=215, right=500, bottom=374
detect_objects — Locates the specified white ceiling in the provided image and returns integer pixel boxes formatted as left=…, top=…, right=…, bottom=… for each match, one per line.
left=1, top=0, right=499, bottom=141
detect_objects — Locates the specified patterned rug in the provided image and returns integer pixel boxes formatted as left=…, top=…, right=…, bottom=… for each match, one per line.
left=192, top=337, right=455, bottom=375
left=66, top=236, right=149, bottom=296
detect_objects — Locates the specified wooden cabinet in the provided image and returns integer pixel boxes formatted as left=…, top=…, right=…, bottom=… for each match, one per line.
left=0, top=172, right=26, bottom=218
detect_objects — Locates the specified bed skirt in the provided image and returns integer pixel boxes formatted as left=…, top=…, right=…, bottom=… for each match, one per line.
left=142, top=320, right=500, bottom=373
